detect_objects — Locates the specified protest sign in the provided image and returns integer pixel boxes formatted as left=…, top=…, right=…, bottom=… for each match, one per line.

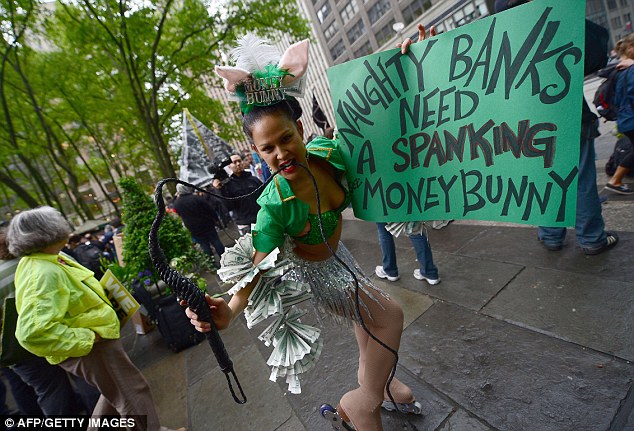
left=327, top=0, right=584, bottom=226
left=101, top=269, right=140, bottom=326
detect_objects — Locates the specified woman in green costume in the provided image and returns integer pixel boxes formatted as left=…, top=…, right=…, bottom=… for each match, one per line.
left=187, top=30, right=435, bottom=430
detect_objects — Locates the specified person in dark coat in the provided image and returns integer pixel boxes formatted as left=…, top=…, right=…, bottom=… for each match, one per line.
left=219, top=154, right=263, bottom=236
left=171, top=184, right=225, bottom=262
left=493, top=0, right=620, bottom=254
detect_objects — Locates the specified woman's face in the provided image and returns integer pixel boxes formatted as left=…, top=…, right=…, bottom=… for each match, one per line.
left=251, top=111, right=306, bottom=180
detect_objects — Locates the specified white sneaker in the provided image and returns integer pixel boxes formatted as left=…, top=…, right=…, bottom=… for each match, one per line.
left=413, top=269, right=440, bottom=285
left=375, top=266, right=400, bottom=282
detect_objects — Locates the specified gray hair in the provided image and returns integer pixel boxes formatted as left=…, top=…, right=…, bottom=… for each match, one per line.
left=7, top=206, right=72, bottom=257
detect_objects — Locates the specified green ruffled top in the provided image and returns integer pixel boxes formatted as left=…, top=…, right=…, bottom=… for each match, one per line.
left=252, top=136, right=349, bottom=253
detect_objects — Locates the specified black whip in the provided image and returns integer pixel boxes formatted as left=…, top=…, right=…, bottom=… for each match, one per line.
left=149, top=178, right=247, bottom=404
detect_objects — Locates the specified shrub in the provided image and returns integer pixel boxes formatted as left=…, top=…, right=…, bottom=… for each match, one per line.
left=117, top=177, right=213, bottom=290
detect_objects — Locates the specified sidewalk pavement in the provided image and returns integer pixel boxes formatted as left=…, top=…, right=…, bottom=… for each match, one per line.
left=121, top=77, right=634, bottom=431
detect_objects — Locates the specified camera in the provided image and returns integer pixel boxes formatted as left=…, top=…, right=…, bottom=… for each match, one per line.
left=209, top=157, right=231, bottom=183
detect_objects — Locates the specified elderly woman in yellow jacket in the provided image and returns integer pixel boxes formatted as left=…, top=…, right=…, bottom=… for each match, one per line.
left=7, top=206, right=185, bottom=431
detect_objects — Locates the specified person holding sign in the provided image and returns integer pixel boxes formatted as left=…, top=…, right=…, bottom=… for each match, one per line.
left=375, top=222, right=439, bottom=285
left=605, top=34, right=634, bottom=196
left=185, top=34, right=425, bottom=430
left=491, top=1, right=620, bottom=254
left=6, top=207, right=185, bottom=431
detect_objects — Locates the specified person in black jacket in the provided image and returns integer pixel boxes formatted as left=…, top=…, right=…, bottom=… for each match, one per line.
left=494, top=0, right=620, bottom=254
left=219, top=154, right=263, bottom=236
left=172, top=184, right=225, bottom=262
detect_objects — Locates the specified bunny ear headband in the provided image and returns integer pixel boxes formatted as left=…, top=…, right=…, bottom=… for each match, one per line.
left=215, top=34, right=310, bottom=113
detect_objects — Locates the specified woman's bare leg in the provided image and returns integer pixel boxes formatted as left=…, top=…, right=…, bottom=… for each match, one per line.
left=340, top=289, right=404, bottom=430
left=355, top=326, right=414, bottom=404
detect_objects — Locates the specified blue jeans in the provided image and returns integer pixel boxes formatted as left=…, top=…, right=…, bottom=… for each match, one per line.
left=538, top=120, right=607, bottom=248
left=376, top=223, right=438, bottom=279
left=11, top=357, right=95, bottom=415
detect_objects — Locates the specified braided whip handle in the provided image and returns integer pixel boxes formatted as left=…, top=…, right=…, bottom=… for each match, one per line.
left=149, top=178, right=246, bottom=404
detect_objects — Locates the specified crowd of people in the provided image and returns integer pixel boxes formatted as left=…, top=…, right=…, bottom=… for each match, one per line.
left=0, top=1, right=630, bottom=430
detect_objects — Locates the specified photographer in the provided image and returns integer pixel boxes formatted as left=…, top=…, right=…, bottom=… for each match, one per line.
left=208, top=161, right=232, bottom=228
left=216, top=154, right=262, bottom=236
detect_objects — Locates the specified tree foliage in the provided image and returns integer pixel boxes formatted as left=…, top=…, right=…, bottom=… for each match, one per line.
left=0, top=0, right=310, bottom=221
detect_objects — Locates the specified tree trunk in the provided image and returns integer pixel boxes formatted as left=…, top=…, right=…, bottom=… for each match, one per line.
left=0, top=169, right=40, bottom=208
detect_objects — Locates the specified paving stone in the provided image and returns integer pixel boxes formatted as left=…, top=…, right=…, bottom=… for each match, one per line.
left=455, top=225, right=634, bottom=283
left=274, top=413, right=309, bottom=430
left=343, top=222, right=524, bottom=312
left=404, top=252, right=523, bottom=311
left=185, top=312, right=257, bottom=387
left=374, top=281, right=434, bottom=329
left=400, top=301, right=634, bottom=431
left=438, top=409, right=494, bottom=431
left=484, top=266, right=634, bottom=362
left=188, top=344, right=296, bottom=430
left=143, top=352, right=188, bottom=430
left=269, top=315, right=453, bottom=431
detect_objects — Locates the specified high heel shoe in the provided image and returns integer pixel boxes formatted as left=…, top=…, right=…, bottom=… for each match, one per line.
left=381, top=377, right=423, bottom=414
left=320, top=403, right=356, bottom=430
left=381, top=398, right=422, bottom=414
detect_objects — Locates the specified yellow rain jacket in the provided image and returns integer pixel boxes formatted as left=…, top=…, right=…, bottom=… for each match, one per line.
left=14, top=252, right=120, bottom=364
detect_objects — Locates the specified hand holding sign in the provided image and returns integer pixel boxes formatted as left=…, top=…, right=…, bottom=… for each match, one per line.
left=398, top=24, right=438, bottom=55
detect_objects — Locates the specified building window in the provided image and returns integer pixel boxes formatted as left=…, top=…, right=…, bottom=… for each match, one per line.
left=317, top=2, right=331, bottom=24
left=368, top=0, right=391, bottom=25
left=324, top=20, right=339, bottom=41
left=330, top=39, right=346, bottom=60
left=611, top=15, right=622, bottom=28
left=620, top=0, right=629, bottom=6
left=347, top=19, right=366, bottom=44
left=340, top=0, right=359, bottom=24
left=354, top=41, right=373, bottom=58
left=376, top=19, right=395, bottom=46
left=607, top=0, right=616, bottom=9
left=586, top=0, right=602, bottom=15
left=401, top=0, right=432, bottom=25
left=455, top=0, right=484, bottom=27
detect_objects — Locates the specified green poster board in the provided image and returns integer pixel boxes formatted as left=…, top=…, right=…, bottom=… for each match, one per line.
left=327, top=0, right=584, bottom=226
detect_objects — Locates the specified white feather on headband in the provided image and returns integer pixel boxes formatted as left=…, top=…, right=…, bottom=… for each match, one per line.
left=230, top=33, right=281, bottom=72
left=215, top=33, right=310, bottom=111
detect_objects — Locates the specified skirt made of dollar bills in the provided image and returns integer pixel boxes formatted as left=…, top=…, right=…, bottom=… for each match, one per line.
left=217, top=234, right=390, bottom=394
left=281, top=237, right=390, bottom=326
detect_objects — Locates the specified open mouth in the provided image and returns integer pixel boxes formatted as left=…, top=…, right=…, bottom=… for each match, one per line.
left=280, top=160, right=296, bottom=173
